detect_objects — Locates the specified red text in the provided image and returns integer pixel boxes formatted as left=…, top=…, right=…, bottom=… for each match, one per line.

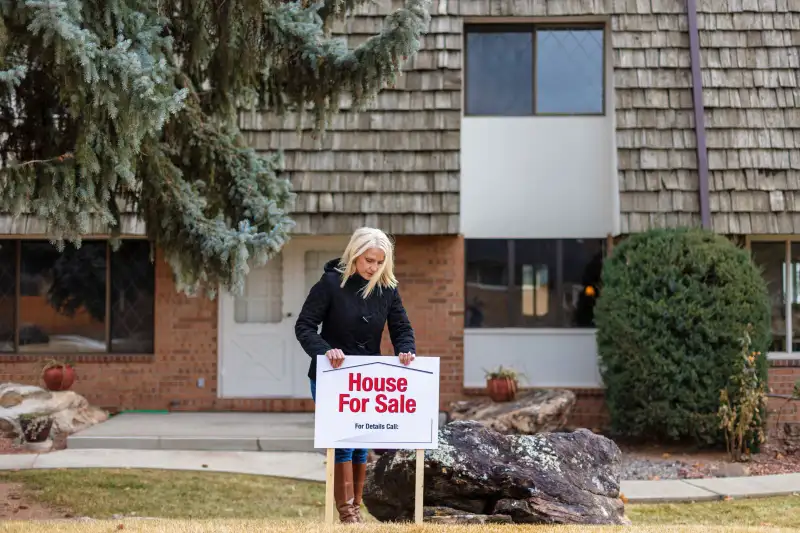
left=348, top=373, right=408, bottom=393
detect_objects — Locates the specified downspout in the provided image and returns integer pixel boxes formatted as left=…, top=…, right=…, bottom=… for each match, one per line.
left=686, top=0, right=711, bottom=229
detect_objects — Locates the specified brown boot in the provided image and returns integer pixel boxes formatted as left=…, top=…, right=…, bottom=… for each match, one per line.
left=352, top=462, right=367, bottom=522
left=334, top=461, right=358, bottom=523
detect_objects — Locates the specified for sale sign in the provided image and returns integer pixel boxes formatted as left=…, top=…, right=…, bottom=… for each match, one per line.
left=313, top=355, right=440, bottom=450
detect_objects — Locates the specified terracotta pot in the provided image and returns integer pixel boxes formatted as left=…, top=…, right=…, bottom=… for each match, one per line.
left=42, top=365, right=76, bottom=391
left=487, top=377, right=518, bottom=402
left=20, top=417, right=53, bottom=443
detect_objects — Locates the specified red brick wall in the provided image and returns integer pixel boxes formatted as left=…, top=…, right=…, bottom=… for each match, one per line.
left=381, top=235, right=465, bottom=411
left=0, top=237, right=465, bottom=413
left=768, top=361, right=800, bottom=429
left=563, top=366, right=800, bottom=431
left=463, top=365, right=799, bottom=432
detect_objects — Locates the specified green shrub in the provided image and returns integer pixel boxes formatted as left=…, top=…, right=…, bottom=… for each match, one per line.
left=595, top=228, right=771, bottom=446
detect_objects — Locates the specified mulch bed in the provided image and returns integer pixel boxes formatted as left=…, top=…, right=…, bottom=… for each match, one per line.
left=618, top=439, right=800, bottom=480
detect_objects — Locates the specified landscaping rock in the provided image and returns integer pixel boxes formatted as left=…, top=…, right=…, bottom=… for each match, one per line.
left=0, top=383, right=108, bottom=439
left=710, top=463, right=750, bottom=478
left=783, top=422, right=800, bottom=455
left=449, top=389, right=576, bottom=434
left=363, top=420, right=629, bottom=525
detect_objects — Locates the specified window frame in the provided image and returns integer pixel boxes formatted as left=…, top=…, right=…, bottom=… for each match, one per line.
left=746, top=235, right=800, bottom=361
left=463, top=22, right=607, bottom=118
left=464, top=237, right=608, bottom=330
left=0, top=237, right=156, bottom=356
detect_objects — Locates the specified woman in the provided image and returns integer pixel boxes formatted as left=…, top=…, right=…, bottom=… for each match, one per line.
left=295, top=227, right=416, bottom=524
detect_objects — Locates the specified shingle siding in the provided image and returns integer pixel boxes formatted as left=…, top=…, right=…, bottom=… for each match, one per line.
left=256, top=0, right=797, bottom=236
left=240, top=0, right=462, bottom=235
left=7, top=0, right=798, bottom=237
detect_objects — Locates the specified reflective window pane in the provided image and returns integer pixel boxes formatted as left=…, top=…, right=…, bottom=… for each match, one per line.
left=466, top=238, right=605, bottom=329
left=465, top=29, right=534, bottom=116
left=790, top=242, right=800, bottom=352
left=465, top=240, right=509, bottom=328
left=234, top=254, right=283, bottom=323
left=0, top=243, right=15, bottom=352
left=751, top=242, right=787, bottom=352
left=536, top=29, right=604, bottom=114
left=110, top=241, right=155, bottom=353
left=562, top=239, right=605, bottom=327
left=514, top=240, right=559, bottom=327
left=19, top=241, right=107, bottom=353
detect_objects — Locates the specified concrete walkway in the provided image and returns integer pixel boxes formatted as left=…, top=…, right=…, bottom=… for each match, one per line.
left=67, top=413, right=317, bottom=453
left=2, top=449, right=800, bottom=504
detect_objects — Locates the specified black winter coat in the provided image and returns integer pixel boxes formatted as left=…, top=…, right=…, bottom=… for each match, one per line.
left=295, top=258, right=416, bottom=380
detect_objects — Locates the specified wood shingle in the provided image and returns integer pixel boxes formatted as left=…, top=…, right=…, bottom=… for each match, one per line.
left=266, top=0, right=795, bottom=236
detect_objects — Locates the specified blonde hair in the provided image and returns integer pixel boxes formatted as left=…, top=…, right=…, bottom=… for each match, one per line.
left=338, top=227, right=398, bottom=298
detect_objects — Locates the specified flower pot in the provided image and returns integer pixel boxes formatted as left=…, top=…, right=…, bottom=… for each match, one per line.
left=487, top=377, right=518, bottom=402
left=20, top=417, right=53, bottom=443
left=24, top=440, right=53, bottom=453
left=42, top=365, right=76, bottom=391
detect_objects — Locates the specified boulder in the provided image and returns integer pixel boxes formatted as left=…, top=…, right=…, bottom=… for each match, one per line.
left=783, top=422, right=800, bottom=454
left=363, top=420, right=629, bottom=525
left=0, top=383, right=108, bottom=439
left=450, top=389, right=576, bottom=434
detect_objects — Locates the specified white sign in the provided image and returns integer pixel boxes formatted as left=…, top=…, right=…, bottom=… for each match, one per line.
left=314, top=355, right=440, bottom=450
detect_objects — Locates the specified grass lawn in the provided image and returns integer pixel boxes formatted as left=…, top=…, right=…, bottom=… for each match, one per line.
left=0, top=469, right=799, bottom=528
left=0, top=521, right=796, bottom=533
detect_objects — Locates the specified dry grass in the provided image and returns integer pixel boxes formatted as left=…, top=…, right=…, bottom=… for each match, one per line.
left=628, top=495, right=800, bottom=528
left=0, top=522, right=795, bottom=533
left=0, top=469, right=325, bottom=520
left=0, top=469, right=799, bottom=530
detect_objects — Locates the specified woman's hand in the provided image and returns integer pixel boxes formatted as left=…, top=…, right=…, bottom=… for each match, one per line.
left=326, top=348, right=345, bottom=369
left=398, top=352, right=416, bottom=366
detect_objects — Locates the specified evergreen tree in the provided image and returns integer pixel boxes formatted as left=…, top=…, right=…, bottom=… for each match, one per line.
left=0, top=0, right=430, bottom=296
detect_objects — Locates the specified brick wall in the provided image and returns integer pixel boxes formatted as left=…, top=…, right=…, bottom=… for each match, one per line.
left=768, top=361, right=800, bottom=430
left=0, top=236, right=465, bottom=413
left=380, top=235, right=465, bottom=411
left=565, top=365, right=800, bottom=431
left=462, top=365, right=799, bottom=433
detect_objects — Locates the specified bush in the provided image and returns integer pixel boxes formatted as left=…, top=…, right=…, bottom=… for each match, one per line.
left=595, top=228, right=771, bottom=446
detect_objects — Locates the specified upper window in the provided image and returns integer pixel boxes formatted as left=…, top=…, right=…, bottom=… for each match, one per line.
left=464, top=24, right=605, bottom=116
left=0, top=240, right=155, bottom=354
left=466, top=238, right=605, bottom=329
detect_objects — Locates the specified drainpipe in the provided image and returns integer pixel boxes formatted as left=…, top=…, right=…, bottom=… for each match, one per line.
left=686, top=0, right=711, bottom=230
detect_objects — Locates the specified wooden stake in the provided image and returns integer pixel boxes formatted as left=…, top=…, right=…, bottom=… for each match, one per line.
left=325, top=448, right=335, bottom=525
left=414, top=448, right=425, bottom=524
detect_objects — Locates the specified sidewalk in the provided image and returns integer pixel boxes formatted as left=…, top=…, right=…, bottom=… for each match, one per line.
left=2, top=449, right=800, bottom=504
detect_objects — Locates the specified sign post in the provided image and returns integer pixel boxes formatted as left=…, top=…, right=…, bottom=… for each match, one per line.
left=314, top=355, right=440, bottom=524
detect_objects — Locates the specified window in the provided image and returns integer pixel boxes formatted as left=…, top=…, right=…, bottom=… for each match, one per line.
left=0, top=240, right=155, bottom=354
left=465, top=238, right=605, bottom=329
left=464, top=24, right=605, bottom=116
left=750, top=240, right=800, bottom=353
left=234, top=254, right=283, bottom=324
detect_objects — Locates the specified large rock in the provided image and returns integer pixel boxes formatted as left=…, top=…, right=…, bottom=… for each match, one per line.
left=450, top=389, right=576, bottom=434
left=0, top=383, right=108, bottom=439
left=363, top=420, right=629, bottom=525
left=783, top=422, right=800, bottom=454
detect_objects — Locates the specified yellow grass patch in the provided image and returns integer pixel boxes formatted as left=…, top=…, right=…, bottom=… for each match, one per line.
left=0, top=521, right=795, bottom=533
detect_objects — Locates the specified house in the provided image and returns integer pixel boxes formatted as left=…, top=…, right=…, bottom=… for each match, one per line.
left=0, top=0, right=798, bottom=429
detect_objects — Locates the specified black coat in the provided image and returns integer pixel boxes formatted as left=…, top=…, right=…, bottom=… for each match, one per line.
left=295, top=258, right=416, bottom=380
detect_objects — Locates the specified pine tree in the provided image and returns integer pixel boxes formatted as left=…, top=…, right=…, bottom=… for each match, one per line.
left=0, top=0, right=430, bottom=296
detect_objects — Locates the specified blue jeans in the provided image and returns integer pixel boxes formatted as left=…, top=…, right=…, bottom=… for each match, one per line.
left=310, top=379, right=368, bottom=465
